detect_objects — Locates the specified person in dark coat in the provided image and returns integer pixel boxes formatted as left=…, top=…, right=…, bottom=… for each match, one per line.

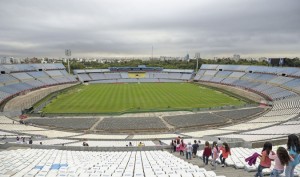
left=192, top=140, right=199, bottom=158
left=29, top=138, right=33, bottom=144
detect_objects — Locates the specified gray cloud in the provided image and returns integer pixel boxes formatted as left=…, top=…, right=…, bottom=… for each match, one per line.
left=0, top=0, right=299, bottom=58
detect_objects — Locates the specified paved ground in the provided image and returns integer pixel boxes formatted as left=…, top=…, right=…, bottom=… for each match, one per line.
left=170, top=150, right=256, bottom=177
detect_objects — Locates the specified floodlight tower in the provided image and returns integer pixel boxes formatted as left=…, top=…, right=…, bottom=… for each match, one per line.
left=152, top=45, right=153, bottom=60
left=195, top=52, right=201, bottom=71
left=65, top=49, right=71, bottom=74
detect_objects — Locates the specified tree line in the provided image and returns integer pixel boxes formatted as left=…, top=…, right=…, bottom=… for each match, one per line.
left=63, top=57, right=300, bottom=72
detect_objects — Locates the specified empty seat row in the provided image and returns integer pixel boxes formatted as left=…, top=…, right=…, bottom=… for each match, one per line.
left=0, top=66, right=77, bottom=103
left=0, top=149, right=222, bottom=177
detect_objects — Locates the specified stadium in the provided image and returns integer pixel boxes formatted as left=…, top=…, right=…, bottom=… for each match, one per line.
left=0, top=63, right=300, bottom=177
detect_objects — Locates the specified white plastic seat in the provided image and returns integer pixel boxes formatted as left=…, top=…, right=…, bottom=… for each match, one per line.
left=204, top=171, right=217, bottom=177
left=155, top=171, right=165, bottom=175
left=68, top=174, right=79, bottom=177
left=192, top=172, right=205, bottom=177
left=262, top=168, right=272, bottom=175
left=102, top=173, right=112, bottom=177
left=169, top=174, right=181, bottom=177
left=123, top=172, right=133, bottom=177
left=166, top=171, right=175, bottom=175
left=56, top=174, right=68, bottom=177
left=180, top=173, right=193, bottom=177
left=175, top=170, right=187, bottom=175
left=45, top=174, right=58, bottom=177
left=79, top=173, right=90, bottom=177
left=153, top=168, right=163, bottom=172
left=134, top=172, right=144, bottom=177
left=186, top=169, right=196, bottom=173
left=244, top=164, right=257, bottom=172
left=112, top=173, right=122, bottom=177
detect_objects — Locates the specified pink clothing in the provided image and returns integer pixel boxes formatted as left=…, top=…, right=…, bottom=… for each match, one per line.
left=269, top=153, right=284, bottom=170
left=178, top=143, right=186, bottom=151
left=245, top=152, right=260, bottom=166
left=212, top=147, right=219, bottom=160
left=220, top=146, right=231, bottom=158
left=260, top=150, right=272, bottom=168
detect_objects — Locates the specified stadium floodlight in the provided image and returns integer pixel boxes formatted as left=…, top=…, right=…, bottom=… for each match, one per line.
left=152, top=45, right=153, bottom=60
left=65, top=49, right=71, bottom=74
left=195, top=52, right=200, bottom=71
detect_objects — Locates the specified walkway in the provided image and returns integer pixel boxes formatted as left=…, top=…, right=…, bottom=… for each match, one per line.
left=170, top=150, right=256, bottom=177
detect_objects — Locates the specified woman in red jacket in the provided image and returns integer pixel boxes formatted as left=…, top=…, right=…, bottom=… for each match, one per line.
left=219, top=142, right=231, bottom=167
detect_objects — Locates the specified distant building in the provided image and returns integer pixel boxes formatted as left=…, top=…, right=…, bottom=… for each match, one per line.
left=267, top=58, right=285, bottom=66
left=1, top=57, right=21, bottom=64
left=41, top=58, right=47, bottom=64
left=258, top=57, right=267, bottom=62
left=160, top=56, right=175, bottom=61
left=0, top=57, right=9, bottom=64
left=184, top=53, right=189, bottom=60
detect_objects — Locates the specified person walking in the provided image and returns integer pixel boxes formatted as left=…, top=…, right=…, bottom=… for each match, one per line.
left=28, top=138, right=33, bottom=145
left=179, top=139, right=186, bottom=156
left=170, top=140, right=176, bottom=153
left=192, top=140, right=199, bottom=158
left=269, top=147, right=293, bottom=177
left=285, top=134, right=300, bottom=177
left=219, top=142, right=231, bottom=167
left=203, top=141, right=211, bottom=165
left=211, top=141, right=219, bottom=170
left=254, top=142, right=273, bottom=177
left=186, top=142, right=193, bottom=160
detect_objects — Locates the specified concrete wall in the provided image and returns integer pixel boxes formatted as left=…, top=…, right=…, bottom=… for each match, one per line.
left=4, top=83, right=78, bottom=112
left=0, top=143, right=169, bottom=151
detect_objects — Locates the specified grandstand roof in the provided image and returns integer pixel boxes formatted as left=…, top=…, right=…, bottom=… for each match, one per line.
left=201, top=64, right=300, bottom=76
left=0, top=63, right=66, bottom=73
left=109, top=66, right=163, bottom=72
left=162, top=69, right=194, bottom=73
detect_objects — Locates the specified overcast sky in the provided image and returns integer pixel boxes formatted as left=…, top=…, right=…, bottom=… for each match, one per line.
left=0, top=0, right=299, bottom=58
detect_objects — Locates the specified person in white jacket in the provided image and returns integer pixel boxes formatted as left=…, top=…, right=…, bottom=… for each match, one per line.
left=186, top=142, right=193, bottom=160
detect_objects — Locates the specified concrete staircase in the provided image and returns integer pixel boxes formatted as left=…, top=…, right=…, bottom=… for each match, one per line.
left=170, top=150, right=256, bottom=177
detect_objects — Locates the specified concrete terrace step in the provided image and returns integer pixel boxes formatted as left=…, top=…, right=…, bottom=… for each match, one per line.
left=170, top=150, right=256, bottom=177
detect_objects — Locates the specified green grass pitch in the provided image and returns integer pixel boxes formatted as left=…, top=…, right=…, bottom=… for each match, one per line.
left=42, top=83, right=245, bottom=114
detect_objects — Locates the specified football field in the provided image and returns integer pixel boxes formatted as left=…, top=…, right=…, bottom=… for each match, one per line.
left=42, top=83, right=245, bottom=113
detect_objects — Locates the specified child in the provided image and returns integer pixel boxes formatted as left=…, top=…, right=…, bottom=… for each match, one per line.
left=186, top=142, right=193, bottom=160
left=192, top=140, right=199, bottom=158
left=179, top=139, right=186, bottom=156
left=217, top=138, right=223, bottom=148
left=170, top=140, right=174, bottom=152
left=219, top=142, right=231, bottom=167
left=211, top=141, right=219, bottom=170
left=269, top=147, right=292, bottom=177
left=285, top=134, right=300, bottom=177
left=172, top=140, right=177, bottom=153
left=203, top=141, right=211, bottom=165
left=255, top=142, right=273, bottom=177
